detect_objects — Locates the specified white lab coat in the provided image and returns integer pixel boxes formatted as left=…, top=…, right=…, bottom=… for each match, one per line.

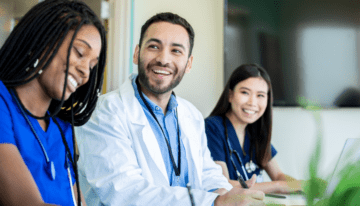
left=76, top=74, right=232, bottom=206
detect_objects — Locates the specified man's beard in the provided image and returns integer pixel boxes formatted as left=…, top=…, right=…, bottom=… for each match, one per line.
left=137, top=58, right=187, bottom=95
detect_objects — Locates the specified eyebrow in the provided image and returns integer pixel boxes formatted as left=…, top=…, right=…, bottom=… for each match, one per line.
left=75, top=39, right=99, bottom=60
left=76, top=39, right=92, bottom=49
left=172, top=43, right=186, bottom=51
left=240, top=87, right=267, bottom=94
left=145, top=38, right=186, bottom=51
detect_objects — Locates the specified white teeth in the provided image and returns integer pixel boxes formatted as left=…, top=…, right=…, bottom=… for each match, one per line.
left=68, top=75, right=78, bottom=88
left=154, top=70, right=170, bottom=75
left=243, top=109, right=256, bottom=114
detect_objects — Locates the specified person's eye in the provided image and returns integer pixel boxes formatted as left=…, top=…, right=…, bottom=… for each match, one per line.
left=149, top=45, right=159, bottom=49
left=241, top=91, right=249, bottom=95
left=74, top=48, right=83, bottom=57
left=172, top=49, right=182, bottom=54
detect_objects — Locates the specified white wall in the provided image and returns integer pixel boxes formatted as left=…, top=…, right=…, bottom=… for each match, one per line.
left=13, top=0, right=37, bottom=18
left=133, top=0, right=224, bottom=117
left=0, top=0, right=14, bottom=47
left=270, top=107, right=360, bottom=181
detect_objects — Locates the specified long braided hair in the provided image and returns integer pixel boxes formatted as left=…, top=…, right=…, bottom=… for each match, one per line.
left=0, top=0, right=107, bottom=205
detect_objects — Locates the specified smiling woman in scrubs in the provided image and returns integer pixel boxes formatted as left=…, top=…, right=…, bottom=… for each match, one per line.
left=0, top=0, right=106, bottom=205
left=205, top=64, right=302, bottom=194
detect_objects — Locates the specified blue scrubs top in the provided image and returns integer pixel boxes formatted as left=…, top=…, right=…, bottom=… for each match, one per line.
left=0, top=81, right=76, bottom=205
left=205, top=115, right=277, bottom=181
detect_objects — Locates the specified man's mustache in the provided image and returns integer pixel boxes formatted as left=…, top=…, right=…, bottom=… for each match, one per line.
left=148, top=61, right=171, bottom=68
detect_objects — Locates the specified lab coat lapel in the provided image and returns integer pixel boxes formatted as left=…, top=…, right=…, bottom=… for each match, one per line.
left=119, top=75, right=169, bottom=183
left=177, top=104, right=203, bottom=184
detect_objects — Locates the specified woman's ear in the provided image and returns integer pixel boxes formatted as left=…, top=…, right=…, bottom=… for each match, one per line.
left=228, top=89, right=234, bottom=103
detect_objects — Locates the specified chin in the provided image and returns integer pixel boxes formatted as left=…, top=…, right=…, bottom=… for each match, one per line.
left=53, top=92, right=72, bottom=101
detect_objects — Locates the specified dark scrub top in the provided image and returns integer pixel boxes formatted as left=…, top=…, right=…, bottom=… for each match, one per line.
left=205, top=115, right=277, bottom=181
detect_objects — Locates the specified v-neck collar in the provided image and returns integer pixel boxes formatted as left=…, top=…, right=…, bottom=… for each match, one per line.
left=27, top=113, right=55, bottom=138
left=225, top=116, right=249, bottom=157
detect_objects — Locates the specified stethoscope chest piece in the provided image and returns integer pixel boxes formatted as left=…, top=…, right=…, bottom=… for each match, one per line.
left=245, top=160, right=257, bottom=174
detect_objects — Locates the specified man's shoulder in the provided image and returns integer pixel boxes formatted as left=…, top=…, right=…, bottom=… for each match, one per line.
left=95, top=75, right=135, bottom=110
left=97, top=89, right=123, bottom=108
left=176, top=96, right=203, bottom=120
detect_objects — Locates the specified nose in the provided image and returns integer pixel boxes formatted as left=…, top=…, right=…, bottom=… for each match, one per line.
left=247, top=94, right=257, bottom=106
left=155, top=49, right=171, bottom=66
left=76, top=59, right=91, bottom=84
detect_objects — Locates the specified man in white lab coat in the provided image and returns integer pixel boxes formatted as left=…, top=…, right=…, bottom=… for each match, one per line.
left=76, top=12, right=265, bottom=206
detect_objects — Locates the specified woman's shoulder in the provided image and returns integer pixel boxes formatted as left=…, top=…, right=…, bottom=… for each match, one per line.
left=204, top=115, right=226, bottom=136
left=0, top=81, right=12, bottom=101
left=205, top=115, right=223, bottom=126
left=0, top=81, right=17, bottom=118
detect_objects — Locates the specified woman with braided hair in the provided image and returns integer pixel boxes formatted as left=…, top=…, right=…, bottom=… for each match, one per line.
left=0, top=0, right=106, bottom=205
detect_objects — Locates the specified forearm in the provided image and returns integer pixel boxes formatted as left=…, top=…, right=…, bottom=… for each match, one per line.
left=251, top=180, right=302, bottom=194
left=277, top=173, right=297, bottom=182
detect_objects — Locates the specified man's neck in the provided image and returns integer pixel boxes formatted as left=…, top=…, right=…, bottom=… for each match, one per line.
left=139, top=84, right=172, bottom=114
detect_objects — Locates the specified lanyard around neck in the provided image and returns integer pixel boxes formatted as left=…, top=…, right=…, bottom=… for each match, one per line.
left=136, top=77, right=181, bottom=176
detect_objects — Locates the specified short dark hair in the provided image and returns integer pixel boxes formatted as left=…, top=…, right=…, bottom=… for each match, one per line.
left=139, top=12, right=195, bottom=57
left=209, top=64, right=273, bottom=167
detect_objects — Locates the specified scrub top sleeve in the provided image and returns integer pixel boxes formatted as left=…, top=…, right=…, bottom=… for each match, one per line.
left=205, top=118, right=226, bottom=162
left=270, top=144, right=277, bottom=158
left=0, top=95, right=15, bottom=145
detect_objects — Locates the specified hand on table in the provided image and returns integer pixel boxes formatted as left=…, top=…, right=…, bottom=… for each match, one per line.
left=214, top=185, right=265, bottom=206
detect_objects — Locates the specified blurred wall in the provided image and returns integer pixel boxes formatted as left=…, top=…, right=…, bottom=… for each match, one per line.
left=278, top=0, right=360, bottom=107
left=228, top=0, right=360, bottom=107
left=133, top=0, right=225, bottom=117
left=0, top=0, right=14, bottom=47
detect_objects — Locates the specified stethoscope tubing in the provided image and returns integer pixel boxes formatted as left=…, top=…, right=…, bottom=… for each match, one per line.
left=223, top=116, right=250, bottom=180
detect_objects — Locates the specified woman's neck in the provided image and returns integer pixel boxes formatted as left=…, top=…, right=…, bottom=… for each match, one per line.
left=226, top=111, right=248, bottom=147
left=15, top=80, right=52, bottom=118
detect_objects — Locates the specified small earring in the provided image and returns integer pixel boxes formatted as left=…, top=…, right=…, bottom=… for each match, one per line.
left=33, top=59, right=39, bottom=68
left=25, top=59, right=39, bottom=72
left=38, top=70, right=43, bottom=75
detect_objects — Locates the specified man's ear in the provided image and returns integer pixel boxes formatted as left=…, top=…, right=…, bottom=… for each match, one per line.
left=133, top=45, right=140, bottom=65
left=185, top=55, right=193, bottom=73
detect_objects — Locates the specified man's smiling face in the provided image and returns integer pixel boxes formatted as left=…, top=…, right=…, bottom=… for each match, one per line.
left=133, top=21, right=193, bottom=95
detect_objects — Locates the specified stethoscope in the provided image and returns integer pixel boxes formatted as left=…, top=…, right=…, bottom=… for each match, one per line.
left=11, top=90, right=78, bottom=206
left=222, top=116, right=258, bottom=181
